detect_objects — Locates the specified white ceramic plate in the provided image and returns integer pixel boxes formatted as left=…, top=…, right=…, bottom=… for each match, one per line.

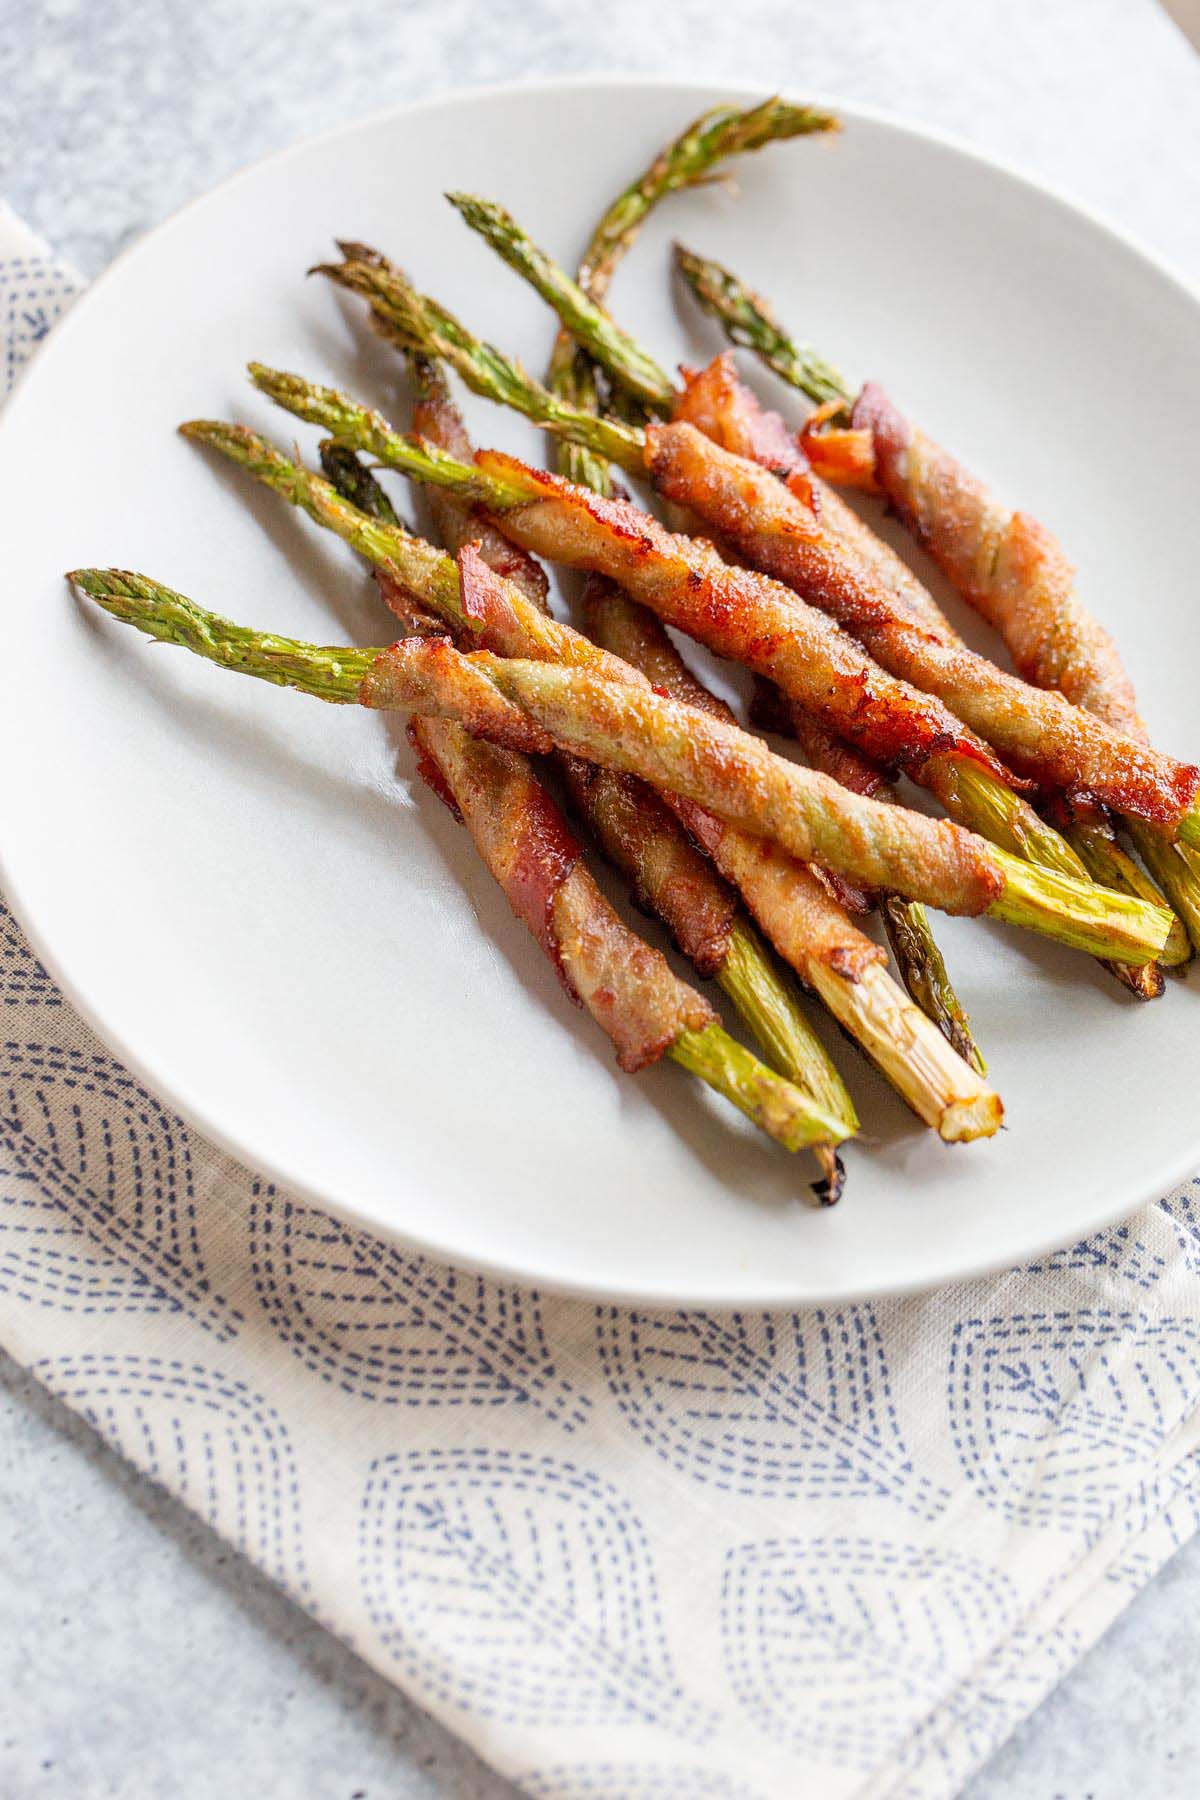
left=3, top=78, right=1198, bottom=1306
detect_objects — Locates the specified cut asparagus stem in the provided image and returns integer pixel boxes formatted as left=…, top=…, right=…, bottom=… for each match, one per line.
left=66, top=566, right=849, bottom=1169
left=674, top=241, right=849, bottom=407
left=72, top=566, right=1171, bottom=969
left=325, top=387, right=859, bottom=1167
left=716, top=918, right=858, bottom=1143
left=232, top=424, right=996, bottom=1140
left=241, top=369, right=1089, bottom=872
left=675, top=242, right=1200, bottom=943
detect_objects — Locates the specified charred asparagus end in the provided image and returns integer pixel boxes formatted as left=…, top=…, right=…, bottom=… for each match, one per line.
left=668, top=1022, right=854, bottom=1173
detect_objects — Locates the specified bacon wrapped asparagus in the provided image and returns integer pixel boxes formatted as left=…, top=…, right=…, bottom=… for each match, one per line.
left=248, top=357, right=1079, bottom=869
left=72, top=562, right=1169, bottom=971
left=586, top=581, right=989, bottom=1088
left=68, top=566, right=856, bottom=1173
left=675, top=242, right=1200, bottom=956
left=406, top=209, right=1200, bottom=849
left=192, top=419, right=998, bottom=1136
left=345, top=360, right=859, bottom=1153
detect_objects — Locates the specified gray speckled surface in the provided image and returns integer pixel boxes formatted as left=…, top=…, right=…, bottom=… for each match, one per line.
left=3, top=1, right=1200, bottom=1793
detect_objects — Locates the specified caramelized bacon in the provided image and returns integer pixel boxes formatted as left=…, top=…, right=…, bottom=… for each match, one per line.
left=847, top=382, right=1146, bottom=739
left=412, top=401, right=738, bottom=977
left=673, top=357, right=958, bottom=641
left=363, top=634, right=551, bottom=753
left=584, top=583, right=886, bottom=978
left=548, top=869, right=715, bottom=1070
left=368, top=637, right=1008, bottom=917
left=481, top=447, right=1011, bottom=787
left=406, top=715, right=711, bottom=1069
left=645, top=420, right=1200, bottom=828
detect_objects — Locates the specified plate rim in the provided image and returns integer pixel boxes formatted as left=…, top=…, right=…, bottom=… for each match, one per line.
left=3, top=71, right=1199, bottom=1306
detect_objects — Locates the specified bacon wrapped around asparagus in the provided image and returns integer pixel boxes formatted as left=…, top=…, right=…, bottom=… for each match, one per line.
left=306, top=251, right=1200, bottom=877
left=674, top=242, right=1200, bottom=954
left=68, top=566, right=856, bottom=1171
left=192, top=419, right=998, bottom=1137
left=409, top=209, right=1200, bottom=857
left=72, top=560, right=1169, bottom=973
left=350, top=363, right=859, bottom=1153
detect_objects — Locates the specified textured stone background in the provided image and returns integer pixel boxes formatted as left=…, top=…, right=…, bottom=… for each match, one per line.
left=3, top=1, right=1200, bottom=1794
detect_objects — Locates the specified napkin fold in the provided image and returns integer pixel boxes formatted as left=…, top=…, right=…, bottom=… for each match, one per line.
left=5, top=201, right=1200, bottom=1800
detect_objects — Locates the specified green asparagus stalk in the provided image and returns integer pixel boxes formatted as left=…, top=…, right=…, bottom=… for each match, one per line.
left=555, top=96, right=839, bottom=314
left=69, top=566, right=850, bottom=1171
left=674, top=242, right=849, bottom=408
left=450, top=193, right=676, bottom=414
left=323, top=419, right=859, bottom=1160
left=674, top=242, right=1200, bottom=928
left=314, top=247, right=645, bottom=477
left=539, top=94, right=839, bottom=468
left=242, top=363, right=1111, bottom=883
left=1130, top=827, right=1200, bottom=955
left=71, top=563, right=1171, bottom=968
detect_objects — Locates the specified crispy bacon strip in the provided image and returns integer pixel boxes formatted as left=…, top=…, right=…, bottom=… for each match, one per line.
left=476, top=450, right=1013, bottom=790
left=411, top=382, right=738, bottom=974
left=827, top=381, right=1145, bottom=738
left=676, top=355, right=960, bottom=641
left=645, top=418, right=1200, bottom=828
left=408, top=714, right=712, bottom=1069
left=362, top=639, right=1007, bottom=917
left=411, top=358, right=552, bottom=607
left=584, top=582, right=885, bottom=980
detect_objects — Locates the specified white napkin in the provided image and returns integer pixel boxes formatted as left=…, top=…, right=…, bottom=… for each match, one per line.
left=5, top=200, right=1200, bottom=1800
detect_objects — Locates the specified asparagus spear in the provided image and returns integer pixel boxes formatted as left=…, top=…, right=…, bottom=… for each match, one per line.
left=73, top=562, right=1171, bottom=968
left=450, top=192, right=676, bottom=414
left=674, top=242, right=848, bottom=407
left=245, top=356, right=1093, bottom=873
left=529, top=95, right=839, bottom=484
left=675, top=242, right=1200, bottom=952
left=70, top=566, right=851, bottom=1173
left=325, top=395, right=859, bottom=1158
left=203, top=420, right=998, bottom=1137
